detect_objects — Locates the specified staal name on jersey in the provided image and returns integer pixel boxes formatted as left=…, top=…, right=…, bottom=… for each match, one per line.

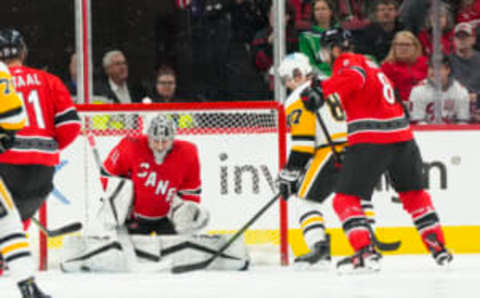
left=11, top=73, right=41, bottom=88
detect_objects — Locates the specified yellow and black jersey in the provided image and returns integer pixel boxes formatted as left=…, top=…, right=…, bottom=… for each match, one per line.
left=285, top=80, right=347, bottom=158
left=0, top=62, right=25, bottom=132
left=284, top=79, right=348, bottom=201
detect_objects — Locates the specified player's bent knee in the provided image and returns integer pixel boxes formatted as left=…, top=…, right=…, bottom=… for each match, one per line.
left=332, top=193, right=362, bottom=220
left=399, top=190, right=432, bottom=214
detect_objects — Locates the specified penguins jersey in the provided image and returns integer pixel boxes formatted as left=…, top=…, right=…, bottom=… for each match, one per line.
left=284, top=79, right=348, bottom=201
left=0, top=61, right=25, bottom=133
left=285, top=79, right=347, bottom=162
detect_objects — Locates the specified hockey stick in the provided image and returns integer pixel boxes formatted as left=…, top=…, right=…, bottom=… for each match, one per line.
left=315, top=111, right=401, bottom=251
left=87, top=133, right=111, bottom=177
left=86, top=133, right=146, bottom=270
left=315, top=110, right=344, bottom=166
left=171, top=193, right=281, bottom=273
left=31, top=217, right=82, bottom=238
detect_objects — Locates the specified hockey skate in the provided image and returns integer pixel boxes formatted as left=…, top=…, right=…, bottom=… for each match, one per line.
left=18, top=277, right=51, bottom=298
left=336, top=245, right=382, bottom=274
left=425, top=233, right=453, bottom=266
left=294, top=235, right=331, bottom=269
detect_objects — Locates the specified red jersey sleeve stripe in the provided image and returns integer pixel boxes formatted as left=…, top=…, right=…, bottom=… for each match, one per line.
left=348, top=66, right=366, bottom=86
left=54, top=107, right=80, bottom=126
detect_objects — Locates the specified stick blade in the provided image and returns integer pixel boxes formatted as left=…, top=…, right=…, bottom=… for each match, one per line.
left=375, top=239, right=401, bottom=251
left=171, top=258, right=213, bottom=274
left=48, top=222, right=83, bottom=237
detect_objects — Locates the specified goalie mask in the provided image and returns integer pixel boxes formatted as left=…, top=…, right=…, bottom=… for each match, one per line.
left=147, top=114, right=176, bottom=164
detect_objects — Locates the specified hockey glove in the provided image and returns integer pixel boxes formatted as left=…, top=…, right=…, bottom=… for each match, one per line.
left=277, top=168, right=302, bottom=201
left=300, top=78, right=325, bottom=112
left=0, top=128, right=16, bottom=153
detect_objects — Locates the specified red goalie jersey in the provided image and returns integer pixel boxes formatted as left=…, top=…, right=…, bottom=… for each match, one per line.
left=103, top=136, right=202, bottom=220
left=0, top=65, right=80, bottom=165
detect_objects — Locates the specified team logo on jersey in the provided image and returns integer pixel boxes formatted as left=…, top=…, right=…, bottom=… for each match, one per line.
left=137, top=162, right=177, bottom=201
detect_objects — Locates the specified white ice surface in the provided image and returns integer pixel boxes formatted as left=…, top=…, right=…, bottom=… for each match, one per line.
left=1, top=254, right=479, bottom=298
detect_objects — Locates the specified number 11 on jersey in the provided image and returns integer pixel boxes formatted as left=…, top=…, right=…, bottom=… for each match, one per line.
left=18, top=90, right=45, bottom=128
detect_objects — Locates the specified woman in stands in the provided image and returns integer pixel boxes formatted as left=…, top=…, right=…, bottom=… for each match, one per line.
left=381, top=31, right=428, bottom=111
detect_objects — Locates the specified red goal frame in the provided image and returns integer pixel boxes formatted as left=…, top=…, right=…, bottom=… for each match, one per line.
left=38, top=101, right=289, bottom=270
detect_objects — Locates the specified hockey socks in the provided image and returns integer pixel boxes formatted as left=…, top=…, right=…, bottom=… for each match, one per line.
left=333, top=194, right=371, bottom=252
left=399, top=190, right=451, bottom=262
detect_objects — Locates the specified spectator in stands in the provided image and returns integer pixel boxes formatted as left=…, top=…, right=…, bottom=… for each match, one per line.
left=251, top=2, right=298, bottom=86
left=398, top=0, right=430, bottom=35
left=456, top=0, right=480, bottom=24
left=410, top=56, right=470, bottom=124
left=64, top=51, right=110, bottom=104
left=381, top=31, right=428, bottom=109
left=355, top=0, right=404, bottom=64
left=98, top=50, right=146, bottom=104
left=299, top=0, right=339, bottom=76
left=147, top=65, right=178, bottom=103
left=417, top=2, right=456, bottom=57
left=222, top=0, right=272, bottom=101
left=337, top=0, right=370, bottom=31
left=449, top=22, right=480, bottom=122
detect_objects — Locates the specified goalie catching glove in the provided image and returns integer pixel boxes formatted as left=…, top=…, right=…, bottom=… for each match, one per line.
left=169, top=197, right=210, bottom=234
left=300, top=77, right=325, bottom=112
left=277, top=168, right=302, bottom=201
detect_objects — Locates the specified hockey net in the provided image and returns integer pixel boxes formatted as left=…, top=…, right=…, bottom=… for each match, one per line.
left=34, top=101, right=288, bottom=270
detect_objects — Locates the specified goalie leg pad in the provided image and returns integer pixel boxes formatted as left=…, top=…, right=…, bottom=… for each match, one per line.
left=97, top=177, right=134, bottom=229
left=162, top=234, right=250, bottom=271
left=131, top=235, right=162, bottom=263
left=61, top=236, right=128, bottom=273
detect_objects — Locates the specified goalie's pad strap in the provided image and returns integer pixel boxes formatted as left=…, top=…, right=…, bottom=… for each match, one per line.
left=162, top=234, right=250, bottom=271
left=162, top=241, right=242, bottom=261
left=64, top=241, right=122, bottom=263
left=135, top=249, right=161, bottom=262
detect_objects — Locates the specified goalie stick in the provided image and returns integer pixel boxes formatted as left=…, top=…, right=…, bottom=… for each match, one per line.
left=171, top=193, right=281, bottom=273
left=315, top=110, right=401, bottom=251
left=31, top=217, right=82, bottom=238
left=87, top=133, right=111, bottom=177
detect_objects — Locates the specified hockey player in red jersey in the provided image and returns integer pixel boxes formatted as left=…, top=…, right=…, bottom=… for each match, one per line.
left=300, top=28, right=453, bottom=273
left=103, top=114, right=203, bottom=235
left=0, top=28, right=80, bottom=298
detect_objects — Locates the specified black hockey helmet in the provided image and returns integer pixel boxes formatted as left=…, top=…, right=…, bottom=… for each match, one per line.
left=0, top=28, right=26, bottom=60
left=320, top=27, right=353, bottom=52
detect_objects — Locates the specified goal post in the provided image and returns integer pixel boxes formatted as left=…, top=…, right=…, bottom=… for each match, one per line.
left=36, top=101, right=289, bottom=269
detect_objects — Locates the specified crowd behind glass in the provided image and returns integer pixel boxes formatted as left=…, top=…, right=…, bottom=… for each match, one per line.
left=63, top=0, right=480, bottom=124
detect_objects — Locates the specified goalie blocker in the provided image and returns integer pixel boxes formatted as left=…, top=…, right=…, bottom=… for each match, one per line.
left=61, top=177, right=249, bottom=272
